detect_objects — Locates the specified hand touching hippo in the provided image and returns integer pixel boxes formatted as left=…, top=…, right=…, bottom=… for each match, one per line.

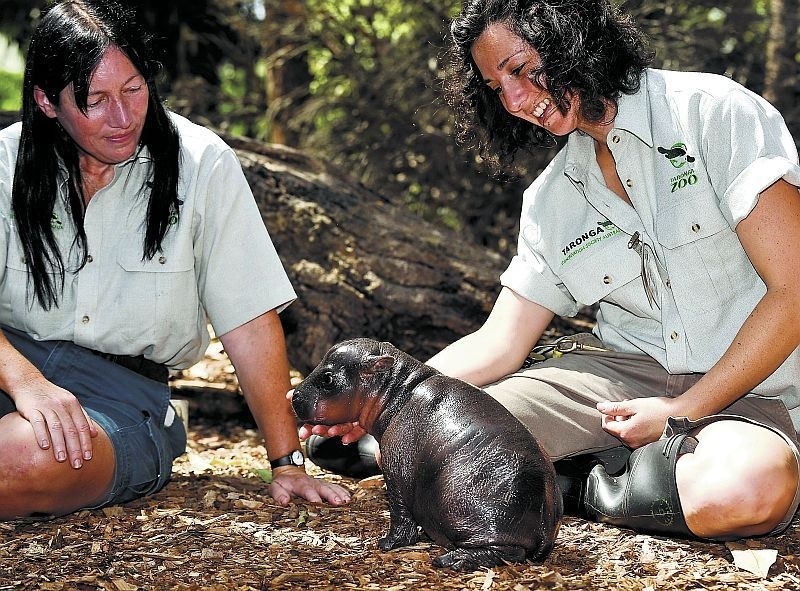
left=290, top=338, right=562, bottom=571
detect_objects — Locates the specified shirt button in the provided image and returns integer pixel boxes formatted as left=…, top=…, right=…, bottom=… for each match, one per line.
left=82, top=315, right=90, bottom=324
left=158, top=256, right=167, bottom=264
left=603, top=275, right=613, bottom=284
left=612, top=135, right=620, bottom=144
left=86, top=255, right=94, bottom=263
left=691, top=223, right=701, bottom=233
left=625, top=179, right=634, bottom=188
left=670, top=331, right=679, bottom=341
left=665, top=279, right=671, bottom=288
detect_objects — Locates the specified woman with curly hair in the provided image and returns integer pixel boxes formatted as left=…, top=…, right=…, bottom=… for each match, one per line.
left=433, top=0, right=800, bottom=540
left=306, top=0, right=800, bottom=541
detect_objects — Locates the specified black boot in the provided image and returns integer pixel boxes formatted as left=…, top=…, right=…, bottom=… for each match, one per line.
left=584, top=434, right=697, bottom=537
left=553, top=446, right=632, bottom=516
left=305, top=434, right=381, bottom=478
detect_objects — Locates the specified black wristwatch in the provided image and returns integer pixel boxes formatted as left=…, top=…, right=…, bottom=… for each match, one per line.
left=270, top=449, right=304, bottom=470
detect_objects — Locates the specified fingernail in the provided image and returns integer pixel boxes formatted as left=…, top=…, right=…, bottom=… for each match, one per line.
left=73, top=459, right=82, bottom=468
left=84, top=451, right=92, bottom=460
left=57, top=451, right=66, bottom=461
left=41, top=440, right=50, bottom=449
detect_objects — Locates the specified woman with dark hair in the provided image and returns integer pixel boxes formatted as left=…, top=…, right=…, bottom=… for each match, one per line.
left=0, top=0, right=349, bottom=518
left=306, top=0, right=800, bottom=541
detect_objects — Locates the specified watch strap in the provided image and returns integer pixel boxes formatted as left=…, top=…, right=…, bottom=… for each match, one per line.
left=270, top=449, right=304, bottom=470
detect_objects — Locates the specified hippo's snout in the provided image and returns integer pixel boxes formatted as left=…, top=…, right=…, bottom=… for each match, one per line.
left=290, top=384, right=318, bottom=423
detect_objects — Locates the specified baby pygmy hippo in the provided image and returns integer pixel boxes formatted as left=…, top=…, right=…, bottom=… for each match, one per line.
left=291, top=338, right=562, bottom=571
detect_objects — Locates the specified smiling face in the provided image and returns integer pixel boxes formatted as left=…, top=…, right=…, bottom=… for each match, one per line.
left=471, top=23, right=583, bottom=137
left=34, top=45, right=149, bottom=172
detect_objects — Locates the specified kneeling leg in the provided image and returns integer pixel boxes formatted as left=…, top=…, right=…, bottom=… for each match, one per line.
left=0, top=413, right=115, bottom=518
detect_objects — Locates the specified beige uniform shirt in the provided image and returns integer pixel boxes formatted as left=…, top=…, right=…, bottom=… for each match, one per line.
left=501, top=69, right=800, bottom=430
left=0, top=113, right=296, bottom=369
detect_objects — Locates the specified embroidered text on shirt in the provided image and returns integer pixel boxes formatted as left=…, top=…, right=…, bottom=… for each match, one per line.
left=560, top=220, right=620, bottom=264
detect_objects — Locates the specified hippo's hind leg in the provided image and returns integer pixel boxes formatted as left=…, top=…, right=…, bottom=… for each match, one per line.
left=433, top=545, right=527, bottom=571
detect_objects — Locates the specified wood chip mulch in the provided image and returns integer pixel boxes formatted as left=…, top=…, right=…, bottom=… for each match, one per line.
left=2, top=337, right=799, bottom=590
left=3, top=419, right=798, bottom=591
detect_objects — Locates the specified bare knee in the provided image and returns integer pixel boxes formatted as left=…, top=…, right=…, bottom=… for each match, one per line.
left=678, top=423, right=799, bottom=539
left=0, top=413, right=115, bottom=518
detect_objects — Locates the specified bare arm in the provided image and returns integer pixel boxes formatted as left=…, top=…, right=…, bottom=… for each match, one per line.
left=426, top=286, right=554, bottom=386
left=0, top=329, right=97, bottom=467
left=681, top=178, right=800, bottom=410
left=601, top=179, right=800, bottom=445
left=219, top=310, right=349, bottom=505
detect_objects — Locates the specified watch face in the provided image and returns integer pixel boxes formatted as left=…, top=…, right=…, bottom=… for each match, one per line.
left=290, top=450, right=304, bottom=465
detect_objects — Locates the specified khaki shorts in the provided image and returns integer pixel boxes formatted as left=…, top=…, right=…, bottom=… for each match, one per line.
left=485, top=334, right=800, bottom=535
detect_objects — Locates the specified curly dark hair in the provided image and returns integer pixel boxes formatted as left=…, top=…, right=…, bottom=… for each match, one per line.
left=444, top=0, right=654, bottom=172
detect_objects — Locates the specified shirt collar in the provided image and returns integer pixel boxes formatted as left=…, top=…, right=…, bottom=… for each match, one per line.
left=56, top=144, right=151, bottom=196
left=612, top=71, right=653, bottom=148
left=563, top=70, right=653, bottom=180
left=56, top=143, right=151, bottom=173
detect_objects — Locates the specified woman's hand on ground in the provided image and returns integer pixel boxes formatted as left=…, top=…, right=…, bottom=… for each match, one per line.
left=268, top=466, right=351, bottom=506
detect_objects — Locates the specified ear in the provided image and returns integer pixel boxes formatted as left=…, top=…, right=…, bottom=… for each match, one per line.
left=362, top=354, right=394, bottom=376
left=33, top=86, right=58, bottom=119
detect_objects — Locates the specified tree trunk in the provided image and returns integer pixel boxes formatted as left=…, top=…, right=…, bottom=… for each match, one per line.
left=763, top=0, right=799, bottom=118
left=262, top=0, right=311, bottom=146
left=224, top=135, right=508, bottom=374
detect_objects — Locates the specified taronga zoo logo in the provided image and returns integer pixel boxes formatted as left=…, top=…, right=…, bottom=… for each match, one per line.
left=659, top=142, right=700, bottom=193
left=560, top=220, right=620, bottom=264
left=658, top=143, right=696, bottom=169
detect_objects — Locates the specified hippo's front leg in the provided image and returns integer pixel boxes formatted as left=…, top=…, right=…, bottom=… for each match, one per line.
left=378, top=482, right=420, bottom=550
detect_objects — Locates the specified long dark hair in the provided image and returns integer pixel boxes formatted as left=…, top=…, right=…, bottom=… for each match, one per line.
left=13, top=0, right=180, bottom=309
left=444, top=0, right=654, bottom=172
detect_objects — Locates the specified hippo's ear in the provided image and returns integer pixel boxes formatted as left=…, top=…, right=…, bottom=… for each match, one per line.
left=362, top=354, right=395, bottom=375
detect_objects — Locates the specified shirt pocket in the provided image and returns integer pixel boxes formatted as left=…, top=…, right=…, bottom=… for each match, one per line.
left=2, top=234, right=31, bottom=325
left=115, top=245, right=198, bottom=348
left=0, top=231, right=72, bottom=335
left=560, top=248, right=646, bottom=314
left=656, top=198, right=747, bottom=313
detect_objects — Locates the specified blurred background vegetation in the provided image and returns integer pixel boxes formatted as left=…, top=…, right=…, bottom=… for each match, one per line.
left=0, top=0, right=797, bottom=256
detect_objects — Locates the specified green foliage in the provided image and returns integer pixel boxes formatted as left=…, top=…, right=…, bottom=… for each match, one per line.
left=0, top=70, right=22, bottom=111
left=258, top=0, right=536, bottom=245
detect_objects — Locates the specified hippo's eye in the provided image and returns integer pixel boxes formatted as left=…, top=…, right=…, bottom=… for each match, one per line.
left=321, top=371, right=334, bottom=387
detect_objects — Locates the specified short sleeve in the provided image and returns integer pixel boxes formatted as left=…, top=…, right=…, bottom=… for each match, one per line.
left=0, top=124, right=20, bottom=283
left=500, top=217, right=579, bottom=317
left=195, top=148, right=296, bottom=337
left=701, top=89, right=800, bottom=227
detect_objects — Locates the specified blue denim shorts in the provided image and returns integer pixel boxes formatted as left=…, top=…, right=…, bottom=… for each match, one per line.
left=0, top=325, right=187, bottom=509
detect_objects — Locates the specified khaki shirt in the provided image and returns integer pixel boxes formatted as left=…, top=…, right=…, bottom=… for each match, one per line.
left=501, top=69, right=800, bottom=429
left=0, top=113, right=296, bottom=368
